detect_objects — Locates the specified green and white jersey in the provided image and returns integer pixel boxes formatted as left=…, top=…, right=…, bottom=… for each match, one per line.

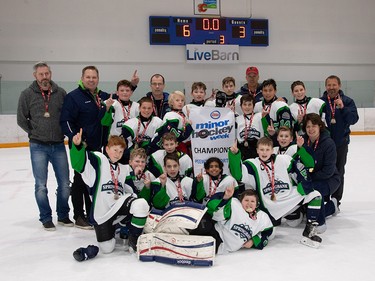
left=109, top=100, right=139, bottom=136
left=214, top=198, right=273, bottom=254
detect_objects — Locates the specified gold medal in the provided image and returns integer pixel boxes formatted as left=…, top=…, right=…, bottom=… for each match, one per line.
left=114, top=193, right=120, bottom=200
left=271, top=193, right=277, bottom=201
left=44, top=112, right=50, bottom=118
left=133, top=143, right=139, bottom=149
left=244, top=141, right=248, bottom=147
left=331, top=118, right=336, bottom=124
left=309, top=168, right=314, bottom=173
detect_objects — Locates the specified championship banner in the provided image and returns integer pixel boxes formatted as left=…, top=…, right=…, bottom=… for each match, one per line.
left=189, top=107, right=235, bottom=175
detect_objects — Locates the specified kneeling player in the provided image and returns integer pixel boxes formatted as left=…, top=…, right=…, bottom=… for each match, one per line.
left=70, top=132, right=149, bottom=254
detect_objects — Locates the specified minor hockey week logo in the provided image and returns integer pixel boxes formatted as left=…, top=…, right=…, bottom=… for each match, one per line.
left=231, top=224, right=252, bottom=242
left=262, top=179, right=289, bottom=196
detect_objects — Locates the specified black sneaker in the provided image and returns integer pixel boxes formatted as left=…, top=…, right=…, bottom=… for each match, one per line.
left=75, top=216, right=93, bottom=230
left=58, top=217, right=74, bottom=227
left=43, top=221, right=56, bottom=231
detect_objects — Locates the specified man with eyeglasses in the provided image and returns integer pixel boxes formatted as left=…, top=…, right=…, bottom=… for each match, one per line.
left=145, top=74, right=170, bottom=119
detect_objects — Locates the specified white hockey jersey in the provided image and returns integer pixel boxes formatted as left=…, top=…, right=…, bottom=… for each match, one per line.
left=214, top=198, right=273, bottom=254
left=109, top=100, right=139, bottom=136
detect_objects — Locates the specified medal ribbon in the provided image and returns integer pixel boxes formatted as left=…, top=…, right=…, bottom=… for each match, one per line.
left=298, top=103, right=307, bottom=116
left=135, top=118, right=151, bottom=145
left=39, top=86, right=51, bottom=115
left=175, top=178, right=184, bottom=202
left=327, top=95, right=337, bottom=121
left=209, top=175, right=221, bottom=197
left=109, top=164, right=120, bottom=196
left=307, top=136, right=320, bottom=151
left=120, top=100, right=132, bottom=122
left=260, top=159, right=275, bottom=199
left=243, top=112, right=254, bottom=141
left=150, top=95, right=164, bottom=118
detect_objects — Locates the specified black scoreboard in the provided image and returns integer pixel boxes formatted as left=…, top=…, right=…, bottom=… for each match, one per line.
left=149, top=16, right=268, bottom=46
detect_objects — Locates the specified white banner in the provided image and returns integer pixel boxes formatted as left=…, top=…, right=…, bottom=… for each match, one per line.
left=189, top=107, right=235, bottom=175
left=186, top=44, right=239, bottom=64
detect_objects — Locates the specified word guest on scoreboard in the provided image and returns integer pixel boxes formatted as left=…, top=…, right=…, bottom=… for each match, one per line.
left=149, top=16, right=268, bottom=46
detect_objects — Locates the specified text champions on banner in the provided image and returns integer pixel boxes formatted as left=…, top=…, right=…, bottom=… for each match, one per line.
left=189, top=107, right=235, bottom=174
left=186, top=44, right=239, bottom=64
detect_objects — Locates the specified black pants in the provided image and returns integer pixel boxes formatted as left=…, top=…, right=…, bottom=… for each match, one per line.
left=71, top=171, right=92, bottom=220
left=189, top=213, right=222, bottom=253
left=333, top=143, right=348, bottom=204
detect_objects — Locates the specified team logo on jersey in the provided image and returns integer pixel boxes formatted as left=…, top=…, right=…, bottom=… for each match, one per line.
left=239, top=128, right=261, bottom=139
left=102, top=181, right=124, bottom=195
left=262, top=179, right=289, bottom=196
left=231, top=224, right=252, bottom=242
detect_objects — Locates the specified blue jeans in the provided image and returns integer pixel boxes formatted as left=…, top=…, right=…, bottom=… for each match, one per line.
left=29, top=142, right=71, bottom=224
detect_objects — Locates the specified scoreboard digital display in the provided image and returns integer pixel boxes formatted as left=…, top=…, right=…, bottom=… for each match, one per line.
left=149, top=16, right=268, bottom=46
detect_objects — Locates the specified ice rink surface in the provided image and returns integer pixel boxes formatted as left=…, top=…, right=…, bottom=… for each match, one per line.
left=1, top=135, right=374, bottom=281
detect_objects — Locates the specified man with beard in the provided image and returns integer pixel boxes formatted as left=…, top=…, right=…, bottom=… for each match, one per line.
left=17, top=62, right=72, bottom=231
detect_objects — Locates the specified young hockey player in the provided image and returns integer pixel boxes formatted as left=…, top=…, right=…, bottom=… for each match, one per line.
left=182, top=82, right=207, bottom=114
left=150, top=91, right=193, bottom=153
left=124, top=148, right=156, bottom=204
left=236, top=94, right=264, bottom=160
left=192, top=157, right=239, bottom=216
left=70, top=131, right=149, bottom=253
left=213, top=189, right=273, bottom=254
left=148, top=132, right=192, bottom=178
left=121, top=96, right=163, bottom=162
left=289, top=80, right=326, bottom=135
left=206, top=76, right=242, bottom=115
left=253, top=79, right=293, bottom=135
left=151, top=153, right=195, bottom=209
left=108, top=79, right=140, bottom=137
left=229, top=137, right=323, bottom=248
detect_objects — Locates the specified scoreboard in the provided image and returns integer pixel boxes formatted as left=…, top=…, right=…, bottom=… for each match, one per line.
left=149, top=16, right=268, bottom=46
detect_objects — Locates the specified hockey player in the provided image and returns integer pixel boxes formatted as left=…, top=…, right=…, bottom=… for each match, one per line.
left=206, top=76, right=242, bottom=116
left=151, top=153, right=195, bottom=209
left=150, top=90, right=193, bottom=153
left=235, top=94, right=264, bottom=160
left=213, top=189, right=273, bottom=253
left=124, top=148, right=156, bottom=204
left=289, top=80, right=326, bottom=135
left=229, top=137, right=323, bottom=248
left=107, top=79, right=139, bottom=137
left=70, top=131, right=149, bottom=253
left=254, top=79, right=293, bottom=135
left=148, top=132, right=192, bottom=178
left=182, top=82, right=208, bottom=113
left=121, top=96, right=163, bottom=163
left=192, top=157, right=239, bottom=216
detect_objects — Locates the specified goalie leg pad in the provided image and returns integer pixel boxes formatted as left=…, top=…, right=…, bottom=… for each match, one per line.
left=137, top=233, right=215, bottom=266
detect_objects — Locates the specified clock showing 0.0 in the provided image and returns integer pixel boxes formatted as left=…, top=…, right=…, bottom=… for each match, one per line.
left=149, top=16, right=268, bottom=46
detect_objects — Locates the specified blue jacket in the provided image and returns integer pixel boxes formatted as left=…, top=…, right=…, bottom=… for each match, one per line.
left=239, top=83, right=263, bottom=103
left=303, top=130, right=340, bottom=194
left=60, top=84, right=109, bottom=151
left=321, top=90, right=359, bottom=147
left=145, top=91, right=170, bottom=119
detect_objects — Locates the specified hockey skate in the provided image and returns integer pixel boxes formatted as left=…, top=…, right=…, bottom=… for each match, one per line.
left=128, top=234, right=139, bottom=253
left=300, top=221, right=322, bottom=249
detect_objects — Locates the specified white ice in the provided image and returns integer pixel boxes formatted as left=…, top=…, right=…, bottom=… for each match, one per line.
left=1, top=135, right=374, bottom=281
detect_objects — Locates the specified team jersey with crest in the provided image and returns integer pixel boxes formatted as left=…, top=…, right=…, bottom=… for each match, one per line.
left=70, top=144, right=136, bottom=225
left=148, top=150, right=193, bottom=177
left=109, top=100, right=139, bottom=136
left=122, top=116, right=163, bottom=150
left=254, top=100, right=293, bottom=133
left=229, top=151, right=318, bottom=220
left=151, top=176, right=194, bottom=209
left=121, top=164, right=155, bottom=203
left=236, top=112, right=264, bottom=143
left=213, top=198, right=273, bottom=254
left=192, top=174, right=239, bottom=216
left=289, top=97, right=326, bottom=134
left=273, top=144, right=315, bottom=169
